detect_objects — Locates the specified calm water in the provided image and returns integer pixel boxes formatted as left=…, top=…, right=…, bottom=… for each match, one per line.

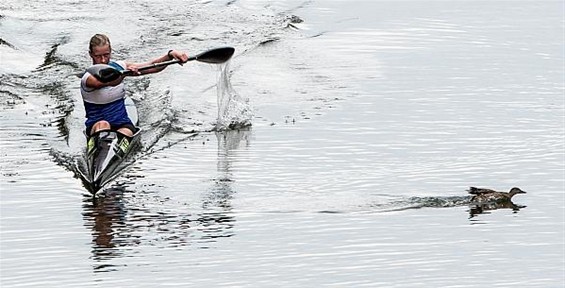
left=1, top=0, right=564, bottom=287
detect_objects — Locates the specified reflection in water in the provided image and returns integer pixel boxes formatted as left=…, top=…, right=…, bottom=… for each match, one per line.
left=82, top=187, right=128, bottom=272
left=468, top=200, right=526, bottom=219
left=82, top=187, right=236, bottom=272
left=200, top=128, right=252, bottom=238
left=195, top=128, right=252, bottom=246
left=81, top=128, right=251, bottom=272
left=205, top=127, right=251, bottom=207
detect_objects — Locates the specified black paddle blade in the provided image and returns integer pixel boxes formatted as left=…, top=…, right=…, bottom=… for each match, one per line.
left=86, top=64, right=122, bottom=83
left=193, top=47, right=235, bottom=64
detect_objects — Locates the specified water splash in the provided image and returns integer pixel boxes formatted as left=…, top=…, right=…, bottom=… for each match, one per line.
left=215, top=61, right=252, bottom=130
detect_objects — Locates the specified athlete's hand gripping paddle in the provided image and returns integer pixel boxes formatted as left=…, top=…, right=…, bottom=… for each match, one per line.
left=87, top=47, right=235, bottom=83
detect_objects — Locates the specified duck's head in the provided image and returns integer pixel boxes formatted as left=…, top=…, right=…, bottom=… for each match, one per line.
left=508, top=187, right=527, bottom=196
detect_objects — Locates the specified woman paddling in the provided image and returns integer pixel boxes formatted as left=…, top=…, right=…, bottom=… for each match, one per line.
left=80, top=33, right=189, bottom=137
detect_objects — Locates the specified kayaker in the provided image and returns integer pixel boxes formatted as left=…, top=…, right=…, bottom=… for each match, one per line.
left=80, top=33, right=189, bottom=137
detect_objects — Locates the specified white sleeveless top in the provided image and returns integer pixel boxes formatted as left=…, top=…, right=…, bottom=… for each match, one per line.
left=80, top=60, right=127, bottom=104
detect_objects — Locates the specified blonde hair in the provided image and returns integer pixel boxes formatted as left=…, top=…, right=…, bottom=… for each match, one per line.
left=89, top=34, right=111, bottom=52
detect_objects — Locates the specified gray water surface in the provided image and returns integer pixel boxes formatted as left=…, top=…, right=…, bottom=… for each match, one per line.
left=1, top=0, right=564, bottom=287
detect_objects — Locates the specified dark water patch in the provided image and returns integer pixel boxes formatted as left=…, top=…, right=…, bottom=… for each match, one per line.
left=259, top=37, right=280, bottom=46
left=307, top=32, right=325, bottom=38
left=37, top=81, right=75, bottom=142
left=0, top=89, right=25, bottom=108
left=48, top=147, right=93, bottom=194
left=0, top=74, right=29, bottom=107
left=37, top=43, right=62, bottom=70
left=285, top=15, right=304, bottom=30
left=35, top=41, right=79, bottom=71
left=287, top=15, right=303, bottom=24
left=0, top=37, right=16, bottom=49
left=50, top=113, right=69, bottom=140
left=317, top=210, right=344, bottom=214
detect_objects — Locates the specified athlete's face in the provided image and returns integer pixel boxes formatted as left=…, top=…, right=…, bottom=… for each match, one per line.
left=90, top=44, right=111, bottom=64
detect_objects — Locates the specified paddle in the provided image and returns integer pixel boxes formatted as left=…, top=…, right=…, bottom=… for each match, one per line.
left=87, top=46, right=235, bottom=83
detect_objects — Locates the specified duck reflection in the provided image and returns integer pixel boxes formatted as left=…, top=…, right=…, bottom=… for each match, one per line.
left=468, top=200, right=526, bottom=218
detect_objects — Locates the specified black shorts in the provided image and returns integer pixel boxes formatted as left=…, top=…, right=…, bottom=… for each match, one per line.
left=86, top=122, right=136, bottom=137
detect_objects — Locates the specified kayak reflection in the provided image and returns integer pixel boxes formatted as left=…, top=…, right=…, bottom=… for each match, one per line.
left=81, top=128, right=251, bottom=273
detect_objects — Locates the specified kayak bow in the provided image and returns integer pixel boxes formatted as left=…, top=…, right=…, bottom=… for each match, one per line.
left=81, top=97, right=140, bottom=193
left=85, top=130, right=140, bottom=192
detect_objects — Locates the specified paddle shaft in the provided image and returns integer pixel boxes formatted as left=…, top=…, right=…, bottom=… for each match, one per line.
left=89, top=47, right=234, bottom=82
left=123, top=57, right=195, bottom=75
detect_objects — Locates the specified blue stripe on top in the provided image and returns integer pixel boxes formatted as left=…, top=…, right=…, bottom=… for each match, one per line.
left=84, top=98, right=132, bottom=128
left=107, top=61, right=124, bottom=71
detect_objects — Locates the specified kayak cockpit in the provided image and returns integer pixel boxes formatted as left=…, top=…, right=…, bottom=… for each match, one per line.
left=84, top=128, right=140, bottom=193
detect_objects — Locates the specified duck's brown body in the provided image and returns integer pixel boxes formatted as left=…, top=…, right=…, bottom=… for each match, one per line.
left=468, top=187, right=526, bottom=203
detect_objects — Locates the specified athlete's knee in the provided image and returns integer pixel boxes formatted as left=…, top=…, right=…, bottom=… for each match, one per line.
left=95, top=121, right=110, bottom=129
left=117, top=127, right=134, bottom=137
left=91, top=120, right=111, bottom=134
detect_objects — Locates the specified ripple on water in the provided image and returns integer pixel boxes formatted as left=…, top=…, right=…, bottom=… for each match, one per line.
left=1, top=0, right=564, bottom=287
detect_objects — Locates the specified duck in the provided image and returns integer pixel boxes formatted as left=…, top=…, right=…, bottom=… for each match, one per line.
left=468, top=187, right=526, bottom=203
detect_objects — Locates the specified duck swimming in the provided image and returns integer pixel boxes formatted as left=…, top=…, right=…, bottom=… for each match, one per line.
left=468, top=187, right=527, bottom=203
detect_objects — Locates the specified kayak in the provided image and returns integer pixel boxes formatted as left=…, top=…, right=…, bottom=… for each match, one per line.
left=81, top=97, right=141, bottom=193
left=77, top=47, right=236, bottom=193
